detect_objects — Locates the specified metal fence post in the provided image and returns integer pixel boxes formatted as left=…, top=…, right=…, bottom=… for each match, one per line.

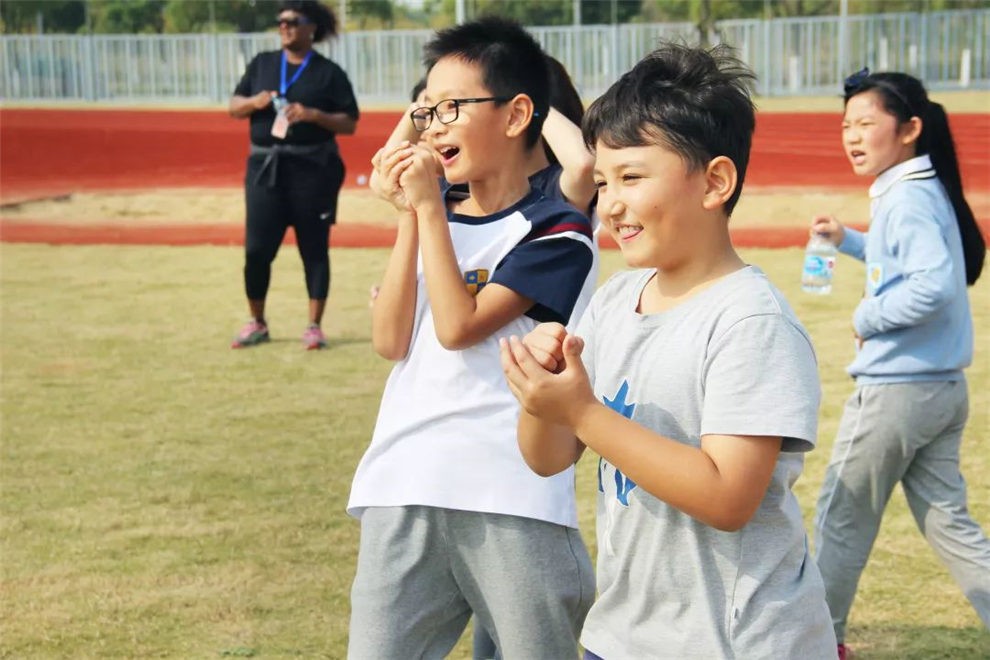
left=0, top=10, right=986, bottom=105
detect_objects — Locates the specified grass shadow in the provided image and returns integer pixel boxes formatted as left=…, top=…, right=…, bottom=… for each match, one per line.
left=846, top=623, right=990, bottom=659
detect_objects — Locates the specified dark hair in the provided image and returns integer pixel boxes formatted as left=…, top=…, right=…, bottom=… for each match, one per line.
left=423, top=16, right=549, bottom=148
left=582, top=42, right=755, bottom=215
left=844, top=70, right=985, bottom=285
left=543, top=55, right=585, bottom=165
left=410, top=77, right=427, bottom=103
left=279, top=0, right=337, bottom=42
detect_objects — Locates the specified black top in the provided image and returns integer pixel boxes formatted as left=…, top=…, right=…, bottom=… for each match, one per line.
left=234, top=50, right=359, bottom=147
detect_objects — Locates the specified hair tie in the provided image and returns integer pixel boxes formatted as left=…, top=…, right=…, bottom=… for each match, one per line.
left=843, top=67, right=870, bottom=94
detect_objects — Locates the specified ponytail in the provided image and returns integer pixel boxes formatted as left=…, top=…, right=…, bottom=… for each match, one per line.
left=920, top=102, right=985, bottom=285
left=845, top=69, right=986, bottom=285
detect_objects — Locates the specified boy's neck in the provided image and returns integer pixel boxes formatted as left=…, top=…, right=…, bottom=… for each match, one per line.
left=647, top=223, right=744, bottom=310
left=525, top=148, right=551, bottom=178
left=459, top=162, right=532, bottom=217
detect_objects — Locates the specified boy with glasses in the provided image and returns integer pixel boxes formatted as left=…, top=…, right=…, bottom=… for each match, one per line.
left=347, top=17, right=596, bottom=659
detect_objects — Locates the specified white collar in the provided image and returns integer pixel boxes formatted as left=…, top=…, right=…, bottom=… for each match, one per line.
left=869, top=154, right=935, bottom=199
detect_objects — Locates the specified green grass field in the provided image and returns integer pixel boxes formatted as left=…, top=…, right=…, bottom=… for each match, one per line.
left=2, top=243, right=987, bottom=658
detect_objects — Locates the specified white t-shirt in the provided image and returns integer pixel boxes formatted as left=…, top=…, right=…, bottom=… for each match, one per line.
left=348, top=188, right=597, bottom=527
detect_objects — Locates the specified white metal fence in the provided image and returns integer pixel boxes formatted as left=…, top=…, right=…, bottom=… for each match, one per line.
left=1, top=9, right=986, bottom=105
left=718, top=9, right=988, bottom=96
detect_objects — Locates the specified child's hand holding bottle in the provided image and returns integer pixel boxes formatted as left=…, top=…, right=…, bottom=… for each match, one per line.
left=809, top=214, right=845, bottom=246
left=802, top=215, right=842, bottom=295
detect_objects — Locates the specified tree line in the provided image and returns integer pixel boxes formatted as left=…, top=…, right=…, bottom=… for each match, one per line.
left=0, top=0, right=983, bottom=35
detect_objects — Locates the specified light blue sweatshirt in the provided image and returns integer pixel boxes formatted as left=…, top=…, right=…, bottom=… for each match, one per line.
left=838, top=154, right=973, bottom=384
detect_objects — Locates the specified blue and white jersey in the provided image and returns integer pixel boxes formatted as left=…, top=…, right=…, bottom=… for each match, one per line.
left=348, top=187, right=596, bottom=527
left=528, top=163, right=565, bottom=202
left=528, top=163, right=601, bottom=332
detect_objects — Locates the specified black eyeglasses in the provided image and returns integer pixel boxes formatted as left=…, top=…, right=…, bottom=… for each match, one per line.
left=409, top=97, right=511, bottom=132
left=276, top=15, right=311, bottom=28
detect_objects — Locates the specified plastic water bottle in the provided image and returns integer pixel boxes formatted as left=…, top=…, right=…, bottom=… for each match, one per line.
left=801, top=233, right=837, bottom=295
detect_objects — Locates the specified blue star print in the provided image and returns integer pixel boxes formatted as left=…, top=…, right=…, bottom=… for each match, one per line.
left=599, top=380, right=638, bottom=505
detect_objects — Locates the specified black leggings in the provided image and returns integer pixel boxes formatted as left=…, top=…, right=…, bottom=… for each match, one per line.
left=243, top=153, right=345, bottom=301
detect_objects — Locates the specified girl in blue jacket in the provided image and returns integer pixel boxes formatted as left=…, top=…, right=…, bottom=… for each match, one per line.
left=809, top=69, right=989, bottom=658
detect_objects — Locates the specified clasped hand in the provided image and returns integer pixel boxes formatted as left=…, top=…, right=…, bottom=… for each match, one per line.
left=499, top=323, right=596, bottom=428
left=371, top=142, right=442, bottom=213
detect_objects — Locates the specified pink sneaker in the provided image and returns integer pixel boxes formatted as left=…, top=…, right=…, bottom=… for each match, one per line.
left=231, top=320, right=269, bottom=348
left=837, top=643, right=851, bottom=660
left=302, top=324, right=327, bottom=350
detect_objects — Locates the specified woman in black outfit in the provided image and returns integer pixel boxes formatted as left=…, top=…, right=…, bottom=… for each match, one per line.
left=229, top=0, right=359, bottom=349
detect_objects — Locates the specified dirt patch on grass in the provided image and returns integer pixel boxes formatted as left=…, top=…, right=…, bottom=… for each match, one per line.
left=0, top=185, right=898, bottom=229
left=3, top=186, right=987, bottom=250
left=0, top=188, right=399, bottom=227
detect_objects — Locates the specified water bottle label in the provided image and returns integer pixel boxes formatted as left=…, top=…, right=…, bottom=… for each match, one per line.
left=802, top=240, right=835, bottom=293
left=803, top=255, right=833, bottom=276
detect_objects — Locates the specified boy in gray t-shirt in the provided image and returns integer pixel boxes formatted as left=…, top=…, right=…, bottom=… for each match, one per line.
left=500, top=43, right=837, bottom=658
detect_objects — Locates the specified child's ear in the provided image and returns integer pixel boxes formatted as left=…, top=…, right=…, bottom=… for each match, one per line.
left=504, top=94, right=534, bottom=139
left=701, top=156, right=738, bottom=211
left=900, top=116, right=923, bottom=146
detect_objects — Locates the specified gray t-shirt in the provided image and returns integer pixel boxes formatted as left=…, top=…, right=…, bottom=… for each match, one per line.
left=577, top=266, right=836, bottom=659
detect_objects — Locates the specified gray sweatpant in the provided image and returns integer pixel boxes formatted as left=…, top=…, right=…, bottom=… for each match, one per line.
left=348, top=506, right=595, bottom=660
left=813, top=380, right=990, bottom=641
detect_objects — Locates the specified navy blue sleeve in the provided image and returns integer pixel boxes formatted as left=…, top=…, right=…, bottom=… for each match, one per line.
left=491, top=204, right=594, bottom=325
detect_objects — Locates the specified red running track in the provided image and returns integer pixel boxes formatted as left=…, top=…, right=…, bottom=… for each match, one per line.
left=1, top=108, right=987, bottom=247
left=4, top=108, right=988, bottom=195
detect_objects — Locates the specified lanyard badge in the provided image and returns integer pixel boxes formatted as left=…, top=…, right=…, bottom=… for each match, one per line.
left=271, top=51, right=313, bottom=139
